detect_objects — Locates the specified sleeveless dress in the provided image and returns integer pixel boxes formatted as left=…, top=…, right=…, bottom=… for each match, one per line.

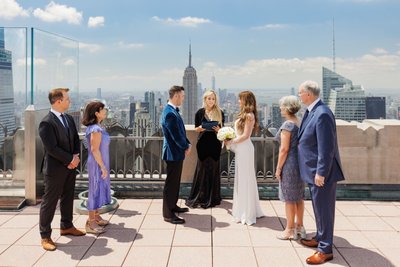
left=230, top=119, right=264, bottom=225
left=86, top=124, right=111, bottom=210
left=275, top=121, right=305, bottom=202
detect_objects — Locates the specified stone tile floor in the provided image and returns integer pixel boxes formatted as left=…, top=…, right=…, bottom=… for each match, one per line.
left=0, top=199, right=399, bottom=266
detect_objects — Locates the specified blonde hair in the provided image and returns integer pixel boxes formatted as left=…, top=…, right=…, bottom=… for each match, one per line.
left=237, top=91, right=259, bottom=135
left=202, top=90, right=223, bottom=125
left=279, top=95, right=301, bottom=115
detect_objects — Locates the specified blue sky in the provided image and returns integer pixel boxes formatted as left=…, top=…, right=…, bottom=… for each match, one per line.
left=1, top=0, right=400, bottom=93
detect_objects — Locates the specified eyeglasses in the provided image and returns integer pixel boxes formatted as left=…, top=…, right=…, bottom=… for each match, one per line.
left=298, top=91, right=306, bottom=96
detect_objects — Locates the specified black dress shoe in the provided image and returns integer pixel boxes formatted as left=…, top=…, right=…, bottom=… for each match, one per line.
left=173, top=207, right=189, bottom=213
left=164, top=216, right=185, bottom=224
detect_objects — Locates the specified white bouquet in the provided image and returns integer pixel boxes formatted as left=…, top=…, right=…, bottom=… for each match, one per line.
left=217, top=127, right=236, bottom=150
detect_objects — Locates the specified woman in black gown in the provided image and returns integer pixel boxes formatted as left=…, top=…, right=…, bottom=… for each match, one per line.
left=186, top=90, right=224, bottom=209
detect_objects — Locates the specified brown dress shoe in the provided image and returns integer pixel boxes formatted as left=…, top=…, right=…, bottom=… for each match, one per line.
left=300, top=238, right=319, bottom=247
left=41, top=237, right=56, bottom=251
left=60, top=227, right=86, bottom=236
left=306, top=251, right=333, bottom=265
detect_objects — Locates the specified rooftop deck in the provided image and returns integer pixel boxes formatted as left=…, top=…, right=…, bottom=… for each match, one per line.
left=0, top=199, right=399, bottom=266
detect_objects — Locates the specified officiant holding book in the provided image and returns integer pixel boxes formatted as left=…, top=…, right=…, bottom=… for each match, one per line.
left=186, top=90, right=225, bottom=209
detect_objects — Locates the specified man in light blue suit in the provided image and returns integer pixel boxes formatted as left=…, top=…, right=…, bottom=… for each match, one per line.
left=161, top=85, right=191, bottom=224
left=297, top=81, right=345, bottom=265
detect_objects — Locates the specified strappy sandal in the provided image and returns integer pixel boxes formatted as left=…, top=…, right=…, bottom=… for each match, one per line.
left=85, top=219, right=106, bottom=234
left=95, top=211, right=109, bottom=226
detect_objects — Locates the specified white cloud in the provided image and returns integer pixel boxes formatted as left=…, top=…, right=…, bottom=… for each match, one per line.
left=194, top=53, right=400, bottom=89
left=17, top=57, right=47, bottom=66
left=64, top=59, right=75, bottom=66
left=117, top=41, right=144, bottom=49
left=252, top=24, right=288, bottom=30
left=372, top=48, right=388, bottom=54
left=87, top=74, right=156, bottom=82
left=79, top=42, right=102, bottom=53
left=81, top=53, right=400, bottom=91
left=0, top=0, right=29, bottom=19
left=88, top=16, right=105, bottom=28
left=33, top=1, right=83, bottom=24
left=152, top=16, right=211, bottom=27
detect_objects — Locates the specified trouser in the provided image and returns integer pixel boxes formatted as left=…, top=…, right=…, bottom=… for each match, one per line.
left=39, top=170, right=76, bottom=238
left=163, top=160, right=183, bottom=218
left=309, top=182, right=337, bottom=254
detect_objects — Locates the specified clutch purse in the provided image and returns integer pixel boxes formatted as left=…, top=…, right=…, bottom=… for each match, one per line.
left=201, top=121, right=219, bottom=131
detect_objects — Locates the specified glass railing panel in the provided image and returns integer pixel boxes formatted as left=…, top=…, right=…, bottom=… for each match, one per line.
left=32, top=28, right=79, bottom=111
left=30, top=29, right=80, bottom=198
left=0, top=27, right=27, bottom=201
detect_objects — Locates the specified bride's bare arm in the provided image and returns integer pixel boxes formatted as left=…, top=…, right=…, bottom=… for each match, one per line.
left=232, top=113, right=255, bottom=144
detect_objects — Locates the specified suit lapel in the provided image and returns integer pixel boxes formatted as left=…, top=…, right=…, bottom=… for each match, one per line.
left=298, top=100, right=322, bottom=139
left=50, top=112, right=67, bottom=134
left=171, top=105, right=185, bottom=133
left=50, top=112, right=73, bottom=151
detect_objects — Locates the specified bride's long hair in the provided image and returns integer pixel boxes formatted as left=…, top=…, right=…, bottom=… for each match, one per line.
left=236, top=91, right=259, bottom=135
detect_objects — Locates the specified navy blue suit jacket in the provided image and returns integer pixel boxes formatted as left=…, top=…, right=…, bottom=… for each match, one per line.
left=161, top=104, right=190, bottom=161
left=298, top=100, right=345, bottom=185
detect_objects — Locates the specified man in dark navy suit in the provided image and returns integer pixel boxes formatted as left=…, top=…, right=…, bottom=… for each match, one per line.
left=297, top=81, right=345, bottom=265
left=161, top=85, right=191, bottom=224
left=38, top=88, right=85, bottom=251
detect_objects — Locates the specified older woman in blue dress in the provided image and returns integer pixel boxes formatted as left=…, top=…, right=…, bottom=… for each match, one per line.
left=82, top=101, right=111, bottom=234
left=275, top=96, right=306, bottom=240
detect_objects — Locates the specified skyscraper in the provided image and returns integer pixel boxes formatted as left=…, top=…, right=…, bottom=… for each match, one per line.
left=271, top=103, right=283, bottom=129
left=96, top=88, right=102, bottom=99
left=197, top=82, right=203, bottom=108
left=0, top=28, right=16, bottom=145
left=322, top=66, right=352, bottom=104
left=145, top=91, right=156, bottom=126
left=182, top=44, right=198, bottom=124
left=129, top=102, right=136, bottom=127
left=366, top=97, right=386, bottom=119
left=328, top=84, right=366, bottom=122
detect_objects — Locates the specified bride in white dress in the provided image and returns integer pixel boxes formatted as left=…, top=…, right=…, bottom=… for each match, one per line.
left=227, top=91, right=264, bottom=225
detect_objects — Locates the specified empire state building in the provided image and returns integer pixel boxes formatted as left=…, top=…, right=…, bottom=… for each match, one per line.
left=182, top=44, right=198, bottom=124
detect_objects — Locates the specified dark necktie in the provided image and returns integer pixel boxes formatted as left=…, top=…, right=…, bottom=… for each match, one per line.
left=60, top=114, right=69, bottom=133
left=176, top=107, right=180, bottom=113
left=302, top=109, right=309, bottom=122
left=300, top=109, right=309, bottom=130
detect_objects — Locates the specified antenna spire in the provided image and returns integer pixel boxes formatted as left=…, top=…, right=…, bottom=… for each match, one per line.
left=189, top=41, right=192, bottom=67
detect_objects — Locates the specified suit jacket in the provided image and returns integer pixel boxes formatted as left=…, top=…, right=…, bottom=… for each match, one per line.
left=298, top=100, right=345, bottom=184
left=39, top=111, right=80, bottom=176
left=161, top=104, right=190, bottom=161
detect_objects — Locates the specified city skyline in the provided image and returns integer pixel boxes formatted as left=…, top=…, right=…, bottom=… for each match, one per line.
left=1, top=0, right=400, bottom=94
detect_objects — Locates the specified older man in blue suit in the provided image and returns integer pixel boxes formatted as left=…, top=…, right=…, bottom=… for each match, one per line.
left=161, top=85, right=191, bottom=224
left=297, top=81, right=345, bottom=265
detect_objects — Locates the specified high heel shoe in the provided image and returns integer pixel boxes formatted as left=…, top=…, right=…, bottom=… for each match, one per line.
left=277, top=228, right=298, bottom=240
left=85, top=219, right=106, bottom=234
left=297, top=225, right=307, bottom=239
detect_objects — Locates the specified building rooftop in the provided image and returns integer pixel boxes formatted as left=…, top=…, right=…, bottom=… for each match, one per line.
left=0, top=199, right=399, bottom=266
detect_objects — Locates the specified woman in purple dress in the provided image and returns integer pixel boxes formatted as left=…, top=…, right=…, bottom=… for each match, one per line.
left=275, top=95, right=306, bottom=240
left=82, top=101, right=111, bottom=234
